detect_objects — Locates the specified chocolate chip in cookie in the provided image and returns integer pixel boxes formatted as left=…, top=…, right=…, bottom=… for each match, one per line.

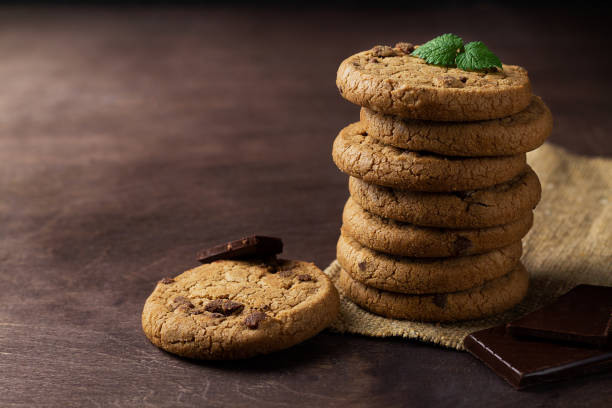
left=173, top=296, right=194, bottom=309
left=204, top=299, right=244, bottom=316
left=433, top=294, right=447, bottom=309
left=453, top=236, right=473, bottom=255
left=394, top=42, right=414, bottom=54
left=371, top=45, right=395, bottom=57
left=244, top=311, right=267, bottom=329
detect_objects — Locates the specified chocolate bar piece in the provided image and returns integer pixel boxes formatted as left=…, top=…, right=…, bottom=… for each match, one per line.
left=464, top=326, right=612, bottom=389
left=197, top=236, right=283, bottom=263
left=507, top=285, right=612, bottom=347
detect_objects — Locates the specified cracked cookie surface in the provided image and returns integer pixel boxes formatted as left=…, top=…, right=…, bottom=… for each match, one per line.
left=141, top=259, right=339, bottom=359
left=332, top=122, right=526, bottom=192
left=348, top=166, right=541, bottom=228
left=336, top=46, right=531, bottom=121
left=342, top=197, right=533, bottom=257
left=360, top=95, right=552, bottom=156
left=337, top=234, right=522, bottom=294
left=336, top=262, right=528, bottom=322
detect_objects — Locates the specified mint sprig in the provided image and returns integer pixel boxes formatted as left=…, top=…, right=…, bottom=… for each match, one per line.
left=412, top=33, right=463, bottom=67
left=411, top=34, right=502, bottom=72
left=456, top=41, right=502, bottom=71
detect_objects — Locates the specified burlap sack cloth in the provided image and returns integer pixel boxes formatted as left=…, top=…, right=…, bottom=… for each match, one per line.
left=324, top=143, right=612, bottom=350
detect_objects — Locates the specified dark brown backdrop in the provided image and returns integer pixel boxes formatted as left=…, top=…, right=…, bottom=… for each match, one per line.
left=1, top=5, right=611, bottom=407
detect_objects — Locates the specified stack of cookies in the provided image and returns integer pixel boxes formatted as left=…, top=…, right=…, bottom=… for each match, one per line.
left=332, top=43, right=552, bottom=322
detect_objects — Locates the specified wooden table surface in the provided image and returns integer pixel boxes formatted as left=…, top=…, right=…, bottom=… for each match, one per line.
left=1, top=5, right=611, bottom=407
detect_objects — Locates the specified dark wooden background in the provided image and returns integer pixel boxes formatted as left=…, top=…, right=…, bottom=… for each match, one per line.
left=1, top=4, right=611, bottom=407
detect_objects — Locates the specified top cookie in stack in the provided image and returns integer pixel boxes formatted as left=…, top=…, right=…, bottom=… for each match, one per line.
left=331, top=39, right=552, bottom=322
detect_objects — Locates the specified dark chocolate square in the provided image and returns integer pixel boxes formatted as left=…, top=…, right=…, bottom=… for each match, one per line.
left=464, top=326, right=612, bottom=389
left=507, top=284, right=612, bottom=347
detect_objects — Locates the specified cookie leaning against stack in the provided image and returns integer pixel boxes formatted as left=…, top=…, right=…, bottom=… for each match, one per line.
left=331, top=41, right=552, bottom=322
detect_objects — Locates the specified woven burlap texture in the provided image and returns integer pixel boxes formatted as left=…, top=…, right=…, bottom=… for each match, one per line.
left=324, top=143, right=612, bottom=350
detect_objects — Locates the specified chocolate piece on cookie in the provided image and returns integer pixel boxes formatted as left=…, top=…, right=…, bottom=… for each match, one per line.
left=335, top=263, right=529, bottom=322
left=348, top=167, right=541, bottom=229
left=332, top=122, right=527, bottom=192
left=336, top=45, right=531, bottom=121
left=342, top=197, right=533, bottom=257
left=360, top=95, right=552, bottom=157
left=336, top=233, right=522, bottom=294
left=197, top=235, right=283, bottom=263
left=142, top=259, right=339, bottom=360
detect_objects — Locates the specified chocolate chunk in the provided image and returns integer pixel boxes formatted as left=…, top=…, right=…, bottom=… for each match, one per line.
left=209, top=312, right=225, bottom=319
left=507, top=285, right=612, bottom=347
left=433, top=294, right=447, bottom=309
left=244, top=311, right=267, bottom=329
left=394, top=42, right=415, bottom=54
left=173, top=296, right=193, bottom=308
left=190, top=309, right=203, bottom=315
left=204, top=299, right=244, bottom=316
left=358, top=261, right=367, bottom=271
left=453, top=191, right=473, bottom=200
left=371, top=45, right=395, bottom=57
left=297, top=274, right=313, bottom=282
left=459, top=76, right=468, bottom=83
left=453, top=236, right=472, bottom=255
left=368, top=57, right=379, bottom=63
left=278, top=269, right=294, bottom=278
left=160, top=277, right=175, bottom=284
left=465, top=326, right=612, bottom=389
left=197, top=236, right=283, bottom=263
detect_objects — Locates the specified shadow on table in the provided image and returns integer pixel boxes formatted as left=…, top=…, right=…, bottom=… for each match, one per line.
left=168, top=331, right=351, bottom=373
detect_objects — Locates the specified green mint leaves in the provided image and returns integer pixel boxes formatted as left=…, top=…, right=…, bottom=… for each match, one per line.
left=455, top=41, right=502, bottom=71
left=412, top=34, right=502, bottom=72
left=411, top=33, right=463, bottom=67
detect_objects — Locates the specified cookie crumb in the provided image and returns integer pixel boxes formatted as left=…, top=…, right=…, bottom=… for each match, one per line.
left=204, top=299, right=244, bottom=315
left=244, top=311, right=267, bottom=329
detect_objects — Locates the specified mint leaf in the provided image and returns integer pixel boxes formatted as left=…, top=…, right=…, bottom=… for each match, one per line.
left=412, top=33, right=463, bottom=67
left=455, top=41, right=502, bottom=71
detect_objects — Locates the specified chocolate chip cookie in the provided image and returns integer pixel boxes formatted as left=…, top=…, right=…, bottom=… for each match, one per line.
left=336, top=262, right=529, bottom=322
left=342, top=197, right=533, bottom=257
left=332, top=122, right=527, bottom=191
left=336, top=44, right=531, bottom=121
left=348, top=166, right=541, bottom=228
left=360, top=95, right=552, bottom=156
left=337, top=233, right=522, bottom=294
left=142, top=259, right=339, bottom=359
